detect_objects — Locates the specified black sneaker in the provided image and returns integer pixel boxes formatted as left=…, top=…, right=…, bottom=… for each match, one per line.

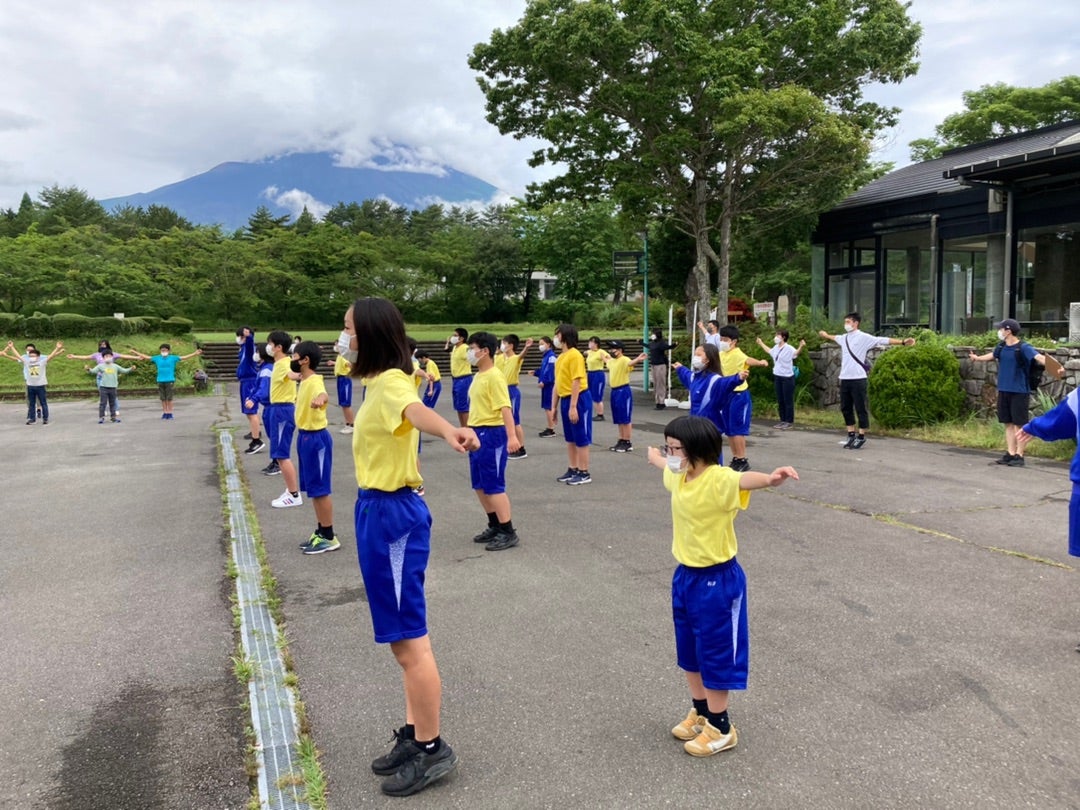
left=473, top=525, right=499, bottom=544
left=262, top=461, right=281, bottom=476
left=538, top=428, right=556, bottom=438
left=485, top=529, right=520, bottom=551
left=655, top=403, right=666, bottom=410
left=508, top=447, right=528, bottom=459
left=594, top=414, right=605, bottom=421
left=245, top=439, right=266, bottom=455
left=729, top=458, right=750, bottom=472
left=380, top=741, right=458, bottom=797
left=851, top=436, right=867, bottom=450
left=842, top=434, right=856, bottom=449
left=995, top=453, right=1014, bottom=465
left=371, top=727, right=416, bottom=776
left=608, top=440, right=625, bottom=452
left=243, top=432, right=253, bottom=441
left=1007, top=454, right=1025, bottom=467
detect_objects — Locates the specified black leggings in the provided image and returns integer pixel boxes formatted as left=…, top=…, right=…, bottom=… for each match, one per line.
left=840, top=378, right=869, bottom=430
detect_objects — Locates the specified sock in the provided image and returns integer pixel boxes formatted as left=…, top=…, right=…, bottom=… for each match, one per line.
left=487, top=511, right=498, bottom=528
left=692, top=698, right=709, bottom=718
left=403, top=723, right=415, bottom=740
left=708, top=710, right=731, bottom=734
left=414, top=735, right=441, bottom=754
left=290, top=491, right=299, bottom=498
left=318, top=524, right=334, bottom=540
left=499, top=520, right=514, bottom=534
left=848, top=431, right=856, bottom=439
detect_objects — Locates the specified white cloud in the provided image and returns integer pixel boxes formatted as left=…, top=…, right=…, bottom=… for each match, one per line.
left=261, top=186, right=331, bottom=221
left=0, top=0, right=1076, bottom=209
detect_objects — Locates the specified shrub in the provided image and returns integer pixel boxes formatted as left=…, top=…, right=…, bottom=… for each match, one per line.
left=0, top=312, right=24, bottom=335
left=163, top=316, right=194, bottom=334
left=868, top=342, right=966, bottom=428
left=21, top=313, right=55, bottom=339
left=135, top=315, right=163, bottom=331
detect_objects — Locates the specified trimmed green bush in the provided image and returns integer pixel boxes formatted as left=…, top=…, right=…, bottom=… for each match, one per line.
left=21, top=313, right=55, bottom=339
left=163, top=316, right=194, bottom=334
left=868, top=342, right=966, bottom=428
left=52, top=313, right=95, bottom=337
left=0, top=312, right=23, bottom=334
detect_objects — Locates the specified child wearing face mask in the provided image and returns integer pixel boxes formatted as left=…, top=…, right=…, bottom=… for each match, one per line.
left=755, top=331, right=806, bottom=430
left=127, top=342, right=204, bottom=420
left=292, top=341, right=339, bottom=555
left=496, top=334, right=532, bottom=458
left=3, top=340, right=65, bottom=424
left=68, top=339, right=138, bottom=420
left=445, top=327, right=473, bottom=428
left=530, top=336, right=558, bottom=437
left=672, top=344, right=747, bottom=462
left=716, top=325, right=769, bottom=472
left=259, top=330, right=302, bottom=505
left=585, top=336, right=611, bottom=421
left=647, top=415, right=798, bottom=759
left=85, top=350, right=136, bottom=423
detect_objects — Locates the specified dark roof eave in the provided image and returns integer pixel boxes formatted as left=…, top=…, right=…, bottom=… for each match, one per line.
left=943, top=141, right=1080, bottom=182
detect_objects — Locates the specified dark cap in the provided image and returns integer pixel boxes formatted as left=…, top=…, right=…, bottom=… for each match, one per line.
left=607, top=340, right=625, bottom=350
left=995, top=318, right=1021, bottom=334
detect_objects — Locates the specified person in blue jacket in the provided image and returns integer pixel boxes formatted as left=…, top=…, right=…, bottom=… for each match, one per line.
left=530, top=336, right=558, bottom=437
left=246, top=344, right=278, bottom=473
left=672, top=343, right=747, bottom=465
left=1018, top=388, right=1080, bottom=650
left=236, top=326, right=263, bottom=454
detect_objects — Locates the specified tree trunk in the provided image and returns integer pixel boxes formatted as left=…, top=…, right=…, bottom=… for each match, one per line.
left=685, top=174, right=711, bottom=332
left=715, top=171, right=735, bottom=325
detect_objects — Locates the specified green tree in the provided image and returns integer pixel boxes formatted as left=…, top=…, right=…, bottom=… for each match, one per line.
left=37, top=185, right=107, bottom=235
left=244, top=205, right=291, bottom=239
left=909, top=77, right=1080, bottom=161
left=470, top=0, right=920, bottom=326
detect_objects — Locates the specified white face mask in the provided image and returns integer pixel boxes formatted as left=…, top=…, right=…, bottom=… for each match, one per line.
left=450, top=335, right=460, bottom=345
left=500, top=342, right=508, bottom=354
left=235, top=336, right=243, bottom=345
left=160, top=351, right=169, bottom=357
left=336, top=330, right=357, bottom=363
left=666, top=455, right=686, bottom=474
left=718, top=341, right=731, bottom=352
left=690, top=356, right=705, bottom=371
left=843, top=323, right=855, bottom=333
left=553, top=337, right=563, bottom=349
left=465, top=349, right=479, bottom=366
left=104, top=359, right=114, bottom=365
left=265, top=343, right=275, bottom=356
left=773, top=336, right=782, bottom=345
left=997, top=329, right=1006, bottom=341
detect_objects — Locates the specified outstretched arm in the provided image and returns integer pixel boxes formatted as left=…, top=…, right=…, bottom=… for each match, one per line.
left=739, top=466, right=799, bottom=491
left=179, top=349, right=204, bottom=361
left=47, top=341, right=65, bottom=360
left=404, top=401, right=480, bottom=453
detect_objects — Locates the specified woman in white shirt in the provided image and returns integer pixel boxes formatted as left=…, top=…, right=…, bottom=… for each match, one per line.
left=756, top=330, right=805, bottom=430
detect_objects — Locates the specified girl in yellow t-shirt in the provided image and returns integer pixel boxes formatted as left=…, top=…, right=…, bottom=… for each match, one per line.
left=345, top=298, right=478, bottom=797
left=646, top=415, right=797, bottom=760
left=585, top=336, right=611, bottom=421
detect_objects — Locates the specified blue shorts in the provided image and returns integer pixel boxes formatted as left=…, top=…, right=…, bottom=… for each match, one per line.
left=587, top=370, right=606, bottom=402
left=468, top=426, right=508, bottom=494
left=672, top=558, right=749, bottom=691
left=239, top=378, right=260, bottom=415
left=560, top=391, right=593, bottom=447
left=297, top=428, right=333, bottom=498
left=508, top=384, right=521, bottom=425
left=264, top=403, right=296, bottom=460
left=422, top=380, right=442, bottom=409
left=355, top=488, right=432, bottom=644
left=452, top=376, right=472, bottom=413
left=722, top=390, right=752, bottom=436
left=610, top=385, right=633, bottom=425
left=540, top=384, right=554, bottom=411
left=336, top=375, right=353, bottom=408
left=1070, top=482, right=1080, bottom=558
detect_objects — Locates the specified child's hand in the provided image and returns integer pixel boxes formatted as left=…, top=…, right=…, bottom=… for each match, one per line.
left=1016, top=428, right=1033, bottom=449
left=647, top=445, right=664, bottom=468
left=312, top=393, right=328, bottom=409
left=768, top=466, right=799, bottom=486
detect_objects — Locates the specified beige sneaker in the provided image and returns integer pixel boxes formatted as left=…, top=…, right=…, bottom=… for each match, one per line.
left=671, top=709, right=703, bottom=741
left=684, top=719, right=737, bottom=757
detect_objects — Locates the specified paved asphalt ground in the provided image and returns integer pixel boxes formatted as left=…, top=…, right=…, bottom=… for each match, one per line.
left=3, top=380, right=1080, bottom=809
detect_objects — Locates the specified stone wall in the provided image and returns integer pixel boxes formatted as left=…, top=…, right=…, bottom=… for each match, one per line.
left=808, top=344, right=1079, bottom=414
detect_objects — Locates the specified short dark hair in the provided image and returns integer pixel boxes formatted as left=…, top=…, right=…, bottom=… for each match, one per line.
left=700, top=343, right=722, bottom=374
left=845, top=312, right=861, bottom=325
left=664, top=415, right=724, bottom=468
left=256, top=344, right=274, bottom=364
left=588, top=335, right=601, bottom=347
left=708, top=319, right=720, bottom=329
left=24, top=343, right=37, bottom=352
left=555, top=323, right=579, bottom=348
left=159, top=343, right=172, bottom=351
left=539, top=335, right=552, bottom=347
left=267, top=331, right=291, bottom=351
left=454, top=327, right=469, bottom=340
left=502, top=334, right=520, bottom=351
left=468, top=331, right=498, bottom=358
left=294, top=340, right=322, bottom=369
left=101, top=350, right=114, bottom=358
left=719, top=325, right=740, bottom=341
left=777, top=329, right=789, bottom=342
left=407, top=337, right=418, bottom=353
left=415, top=348, right=431, bottom=361
left=349, top=298, right=414, bottom=378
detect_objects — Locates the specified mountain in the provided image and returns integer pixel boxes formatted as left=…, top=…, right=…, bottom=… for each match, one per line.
left=98, top=151, right=500, bottom=231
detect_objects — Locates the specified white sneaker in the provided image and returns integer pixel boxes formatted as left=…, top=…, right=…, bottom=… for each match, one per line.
left=271, top=491, right=303, bottom=508
left=340, top=425, right=354, bottom=434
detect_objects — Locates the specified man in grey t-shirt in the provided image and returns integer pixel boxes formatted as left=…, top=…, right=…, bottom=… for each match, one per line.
left=818, top=313, right=914, bottom=449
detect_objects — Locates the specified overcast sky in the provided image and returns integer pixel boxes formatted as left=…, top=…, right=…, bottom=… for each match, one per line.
left=0, top=0, right=1077, bottom=213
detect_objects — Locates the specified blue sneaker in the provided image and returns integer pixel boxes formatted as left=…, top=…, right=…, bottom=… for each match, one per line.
left=567, top=471, right=592, bottom=486
left=556, top=467, right=577, bottom=483
left=302, top=535, right=340, bottom=554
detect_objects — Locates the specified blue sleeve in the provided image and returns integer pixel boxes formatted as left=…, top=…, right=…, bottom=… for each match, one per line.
left=1023, top=392, right=1078, bottom=442
left=256, top=374, right=271, bottom=405
left=714, top=372, right=743, bottom=400
left=675, top=365, right=691, bottom=389
left=1021, top=342, right=1039, bottom=363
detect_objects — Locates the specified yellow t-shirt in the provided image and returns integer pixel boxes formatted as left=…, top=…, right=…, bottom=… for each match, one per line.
left=664, top=464, right=750, bottom=567
left=495, top=352, right=524, bottom=386
left=468, top=368, right=512, bottom=427
left=449, top=343, right=472, bottom=378
left=424, top=358, right=441, bottom=383
left=586, top=349, right=610, bottom=372
left=333, top=354, right=351, bottom=376
left=352, top=369, right=422, bottom=490
left=295, top=373, right=328, bottom=431
left=720, top=346, right=749, bottom=392
left=413, top=358, right=425, bottom=392
left=270, top=357, right=297, bottom=403
left=606, top=355, right=633, bottom=388
left=555, top=348, right=586, bottom=397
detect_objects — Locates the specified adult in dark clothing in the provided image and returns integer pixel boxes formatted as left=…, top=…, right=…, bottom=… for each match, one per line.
left=648, top=329, right=678, bottom=409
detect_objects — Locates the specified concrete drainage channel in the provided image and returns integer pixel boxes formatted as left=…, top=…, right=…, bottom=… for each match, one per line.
left=220, top=432, right=310, bottom=810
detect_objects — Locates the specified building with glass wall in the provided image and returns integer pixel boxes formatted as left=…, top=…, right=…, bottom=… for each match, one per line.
left=813, top=121, right=1080, bottom=337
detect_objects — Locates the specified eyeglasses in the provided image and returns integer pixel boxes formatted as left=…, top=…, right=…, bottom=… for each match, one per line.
left=658, top=444, right=685, bottom=457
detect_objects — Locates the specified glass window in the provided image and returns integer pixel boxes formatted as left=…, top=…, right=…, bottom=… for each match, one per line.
left=852, top=238, right=876, bottom=268
left=942, top=238, right=990, bottom=334
left=882, top=229, right=930, bottom=326
left=827, top=243, right=848, bottom=270
left=1016, top=223, right=1080, bottom=337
